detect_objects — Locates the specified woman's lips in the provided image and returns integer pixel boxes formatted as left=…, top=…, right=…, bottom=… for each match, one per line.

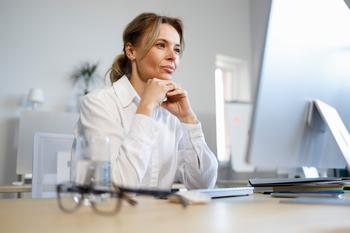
left=161, top=66, right=175, bottom=73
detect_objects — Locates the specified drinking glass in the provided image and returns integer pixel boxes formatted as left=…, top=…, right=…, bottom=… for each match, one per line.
left=70, top=134, right=111, bottom=189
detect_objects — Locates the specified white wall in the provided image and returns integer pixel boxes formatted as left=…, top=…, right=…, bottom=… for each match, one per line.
left=0, top=0, right=252, bottom=185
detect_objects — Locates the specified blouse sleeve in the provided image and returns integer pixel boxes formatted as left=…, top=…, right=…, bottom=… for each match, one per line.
left=175, top=122, right=218, bottom=189
left=78, top=92, right=159, bottom=187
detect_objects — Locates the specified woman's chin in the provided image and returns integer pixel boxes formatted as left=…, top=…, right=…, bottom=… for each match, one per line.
left=158, top=74, right=173, bottom=80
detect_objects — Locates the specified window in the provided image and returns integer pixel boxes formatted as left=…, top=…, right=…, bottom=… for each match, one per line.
left=215, top=54, right=254, bottom=171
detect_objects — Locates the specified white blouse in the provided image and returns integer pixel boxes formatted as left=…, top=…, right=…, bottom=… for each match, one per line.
left=77, top=76, right=218, bottom=189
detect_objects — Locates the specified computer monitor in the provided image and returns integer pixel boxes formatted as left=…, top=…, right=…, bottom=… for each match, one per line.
left=246, top=0, right=350, bottom=170
left=17, top=110, right=79, bottom=175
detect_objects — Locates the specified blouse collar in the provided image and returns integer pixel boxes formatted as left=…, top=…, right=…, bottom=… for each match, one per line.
left=113, top=76, right=140, bottom=108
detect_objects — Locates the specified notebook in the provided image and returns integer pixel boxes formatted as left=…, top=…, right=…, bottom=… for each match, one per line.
left=248, top=177, right=347, bottom=187
left=249, top=177, right=350, bottom=194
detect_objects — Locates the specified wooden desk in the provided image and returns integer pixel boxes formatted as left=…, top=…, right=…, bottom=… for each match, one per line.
left=0, top=185, right=31, bottom=198
left=0, top=194, right=350, bottom=233
left=0, top=185, right=31, bottom=193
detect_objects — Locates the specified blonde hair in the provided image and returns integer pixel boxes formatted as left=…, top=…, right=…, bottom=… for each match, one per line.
left=108, top=12, right=184, bottom=84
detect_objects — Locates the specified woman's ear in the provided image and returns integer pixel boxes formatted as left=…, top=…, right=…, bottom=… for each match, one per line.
left=125, top=42, right=136, bottom=61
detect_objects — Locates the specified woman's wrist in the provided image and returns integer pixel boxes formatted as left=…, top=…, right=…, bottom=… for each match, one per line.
left=136, top=101, right=155, bottom=117
left=179, top=114, right=199, bottom=124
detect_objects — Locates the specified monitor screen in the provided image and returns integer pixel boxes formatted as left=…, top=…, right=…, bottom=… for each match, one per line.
left=247, top=0, right=350, bottom=169
left=17, top=110, right=79, bottom=175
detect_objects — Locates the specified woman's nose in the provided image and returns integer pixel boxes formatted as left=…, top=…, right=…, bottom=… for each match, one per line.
left=166, top=49, right=176, bottom=61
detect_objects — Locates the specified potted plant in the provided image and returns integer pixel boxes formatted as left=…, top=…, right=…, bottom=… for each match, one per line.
left=70, top=62, right=99, bottom=95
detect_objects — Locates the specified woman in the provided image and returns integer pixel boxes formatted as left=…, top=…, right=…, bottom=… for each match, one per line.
left=78, top=12, right=218, bottom=189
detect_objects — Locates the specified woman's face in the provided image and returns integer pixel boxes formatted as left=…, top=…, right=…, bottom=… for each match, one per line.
left=133, top=23, right=181, bottom=81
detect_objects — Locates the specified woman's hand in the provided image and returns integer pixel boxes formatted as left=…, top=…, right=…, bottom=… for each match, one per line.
left=161, top=85, right=198, bottom=124
left=136, top=78, right=198, bottom=124
left=136, top=78, right=175, bottom=116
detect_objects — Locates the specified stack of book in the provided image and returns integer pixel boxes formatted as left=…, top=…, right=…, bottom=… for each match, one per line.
left=249, top=177, right=350, bottom=198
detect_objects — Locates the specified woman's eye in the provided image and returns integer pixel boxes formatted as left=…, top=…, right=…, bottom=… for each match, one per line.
left=174, top=48, right=181, bottom=54
left=156, top=43, right=165, bottom=48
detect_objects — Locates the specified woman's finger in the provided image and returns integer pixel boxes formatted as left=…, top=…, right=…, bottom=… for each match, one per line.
left=164, top=81, right=177, bottom=90
left=165, top=83, right=177, bottom=92
left=166, top=88, right=186, bottom=96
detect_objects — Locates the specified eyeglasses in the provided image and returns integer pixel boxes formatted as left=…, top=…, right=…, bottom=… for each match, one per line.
left=56, top=182, right=188, bottom=215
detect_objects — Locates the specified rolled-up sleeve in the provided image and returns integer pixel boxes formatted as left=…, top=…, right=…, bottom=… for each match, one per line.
left=175, top=122, right=218, bottom=189
left=79, top=93, right=159, bottom=187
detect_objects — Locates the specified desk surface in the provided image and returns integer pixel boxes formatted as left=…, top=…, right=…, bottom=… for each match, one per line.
left=1, top=194, right=350, bottom=233
left=0, top=185, right=31, bottom=193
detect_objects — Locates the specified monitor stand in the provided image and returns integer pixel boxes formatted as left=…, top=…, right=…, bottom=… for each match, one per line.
left=305, top=99, right=350, bottom=176
left=280, top=100, right=350, bottom=179
left=279, top=167, right=327, bottom=179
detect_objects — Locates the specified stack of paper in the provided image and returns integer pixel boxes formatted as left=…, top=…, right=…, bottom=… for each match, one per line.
left=248, top=177, right=350, bottom=198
